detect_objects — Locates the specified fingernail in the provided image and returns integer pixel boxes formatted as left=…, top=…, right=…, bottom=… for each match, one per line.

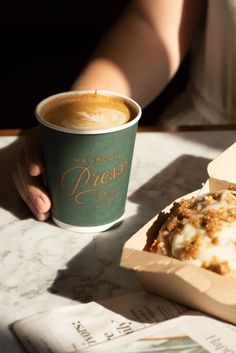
left=37, top=212, right=50, bottom=221
left=34, top=196, right=46, bottom=213
left=29, top=164, right=41, bottom=176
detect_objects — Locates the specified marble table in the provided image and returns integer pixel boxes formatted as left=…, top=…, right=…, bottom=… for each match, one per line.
left=1, top=129, right=236, bottom=353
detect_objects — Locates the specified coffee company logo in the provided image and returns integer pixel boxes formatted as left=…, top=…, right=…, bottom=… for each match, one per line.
left=60, top=157, right=129, bottom=205
left=73, top=154, right=122, bottom=164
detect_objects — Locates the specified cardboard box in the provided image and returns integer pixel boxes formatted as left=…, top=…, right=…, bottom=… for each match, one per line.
left=121, top=143, right=236, bottom=324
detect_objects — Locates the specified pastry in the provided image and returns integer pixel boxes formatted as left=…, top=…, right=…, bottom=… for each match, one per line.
left=149, top=189, right=236, bottom=275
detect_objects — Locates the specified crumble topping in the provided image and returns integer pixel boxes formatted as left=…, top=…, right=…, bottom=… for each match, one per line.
left=150, top=190, right=236, bottom=275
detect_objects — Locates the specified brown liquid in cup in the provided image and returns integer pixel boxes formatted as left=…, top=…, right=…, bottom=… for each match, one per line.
left=39, top=93, right=136, bottom=130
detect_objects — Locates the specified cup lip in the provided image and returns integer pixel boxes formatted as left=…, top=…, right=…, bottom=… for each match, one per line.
left=35, top=89, right=142, bottom=135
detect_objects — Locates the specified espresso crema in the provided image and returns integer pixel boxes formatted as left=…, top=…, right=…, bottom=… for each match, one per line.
left=40, top=93, right=134, bottom=131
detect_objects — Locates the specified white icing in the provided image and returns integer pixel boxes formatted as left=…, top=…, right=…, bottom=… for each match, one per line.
left=171, top=190, right=236, bottom=271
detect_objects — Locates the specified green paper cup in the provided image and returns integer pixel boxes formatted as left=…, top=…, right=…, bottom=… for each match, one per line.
left=35, top=90, right=141, bottom=233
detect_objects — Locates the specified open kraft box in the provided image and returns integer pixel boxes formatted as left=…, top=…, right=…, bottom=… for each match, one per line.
left=121, top=143, right=236, bottom=324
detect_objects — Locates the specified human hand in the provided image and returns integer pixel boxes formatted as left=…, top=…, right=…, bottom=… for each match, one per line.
left=12, top=127, right=51, bottom=221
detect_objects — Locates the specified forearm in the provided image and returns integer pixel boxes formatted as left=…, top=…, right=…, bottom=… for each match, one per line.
left=72, top=0, right=206, bottom=108
left=72, top=7, right=170, bottom=107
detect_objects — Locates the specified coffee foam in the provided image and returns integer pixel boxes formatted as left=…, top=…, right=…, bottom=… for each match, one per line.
left=41, top=93, right=132, bottom=131
left=61, top=107, right=129, bottom=130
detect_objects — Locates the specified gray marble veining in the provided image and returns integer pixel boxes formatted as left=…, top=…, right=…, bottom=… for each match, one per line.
left=0, top=130, right=235, bottom=353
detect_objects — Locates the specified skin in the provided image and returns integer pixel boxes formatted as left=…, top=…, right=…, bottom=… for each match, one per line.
left=12, top=0, right=206, bottom=220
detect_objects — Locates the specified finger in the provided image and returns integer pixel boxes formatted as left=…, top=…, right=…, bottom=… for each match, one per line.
left=12, top=170, right=50, bottom=221
left=17, top=152, right=51, bottom=213
left=24, top=127, right=44, bottom=177
left=16, top=152, right=51, bottom=218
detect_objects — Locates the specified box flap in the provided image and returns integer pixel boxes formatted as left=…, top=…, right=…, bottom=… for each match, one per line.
left=207, top=142, right=236, bottom=188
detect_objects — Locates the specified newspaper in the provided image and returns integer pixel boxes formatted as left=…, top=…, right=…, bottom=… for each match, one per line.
left=12, top=291, right=236, bottom=353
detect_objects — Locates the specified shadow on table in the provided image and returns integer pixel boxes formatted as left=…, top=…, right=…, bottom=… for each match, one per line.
left=175, top=129, right=236, bottom=151
left=0, top=330, right=25, bottom=353
left=49, top=154, right=210, bottom=303
left=0, top=137, right=33, bottom=220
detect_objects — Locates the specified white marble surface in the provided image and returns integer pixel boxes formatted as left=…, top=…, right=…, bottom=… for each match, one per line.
left=1, top=130, right=236, bottom=353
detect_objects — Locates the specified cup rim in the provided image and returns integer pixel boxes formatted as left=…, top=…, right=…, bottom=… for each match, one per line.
left=35, top=89, right=142, bottom=135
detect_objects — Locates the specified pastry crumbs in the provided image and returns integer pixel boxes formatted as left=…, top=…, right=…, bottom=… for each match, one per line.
left=203, top=260, right=230, bottom=275
left=179, top=234, right=202, bottom=260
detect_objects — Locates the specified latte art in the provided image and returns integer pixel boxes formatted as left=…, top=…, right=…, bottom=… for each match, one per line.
left=61, top=108, right=130, bottom=130
left=39, top=93, right=134, bottom=131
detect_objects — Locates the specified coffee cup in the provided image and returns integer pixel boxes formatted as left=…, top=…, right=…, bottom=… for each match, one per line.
left=35, top=89, right=142, bottom=233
